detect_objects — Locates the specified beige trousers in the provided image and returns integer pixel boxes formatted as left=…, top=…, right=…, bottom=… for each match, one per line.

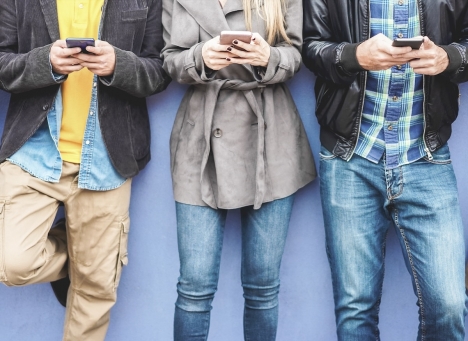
left=0, top=161, right=131, bottom=341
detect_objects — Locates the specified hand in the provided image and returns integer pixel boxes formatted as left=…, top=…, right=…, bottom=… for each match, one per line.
left=398, top=37, right=449, bottom=75
left=356, top=33, right=414, bottom=70
left=202, top=36, right=236, bottom=70
left=73, top=40, right=116, bottom=77
left=226, top=33, right=271, bottom=67
left=50, top=40, right=84, bottom=75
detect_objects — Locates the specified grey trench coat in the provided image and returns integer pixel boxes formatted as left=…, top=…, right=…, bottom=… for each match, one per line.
left=162, top=0, right=316, bottom=209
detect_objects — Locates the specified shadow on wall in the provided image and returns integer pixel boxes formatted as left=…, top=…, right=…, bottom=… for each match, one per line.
left=0, top=70, right=467, bottom=340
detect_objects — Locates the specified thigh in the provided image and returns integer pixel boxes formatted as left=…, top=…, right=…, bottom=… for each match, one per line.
left=0, top=161, right=60, bottom=280
left=176, top=202, right=227, bottom=290
left=319, top=149, right=392, bottom=304
left=240, top=195, right=295, bottom=286
left=393, top=146, right=465, bottom=313
left=65, top=179, right=132, bottom=295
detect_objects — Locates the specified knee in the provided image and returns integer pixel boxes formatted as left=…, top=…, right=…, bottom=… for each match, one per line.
left=425, top=292, right=466, bottom=322
left=176, top=277, right=217, bottom=313
left=243, top=284, right=280, bottom=310
left=2, top=255, right=39, bottom=286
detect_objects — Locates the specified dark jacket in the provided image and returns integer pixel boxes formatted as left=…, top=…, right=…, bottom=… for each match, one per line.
left=302, top=0, right=468, bottom=160
left=0, top=0, right=171, bottom=178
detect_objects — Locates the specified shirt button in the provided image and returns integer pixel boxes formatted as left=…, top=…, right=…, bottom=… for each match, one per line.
left=397, top=65, right=402, bottom=70
left=392, top=96, right=399, bottom=101
left=90, top=111, right=94, bottom=116
left=78, top=3, right=84, bottom=8
left=85, top=140, right=90, bottom=145
left=397, top=32, right=404, bottom=38
left=398, top=0, right=404, bottom=5
left=213, top=128, right=222, bottom=138
left=93, top=82, right=97, bottom=88
left=42, top=104, right=49, bottom=111
left=388, top=125, right=393, bottom=131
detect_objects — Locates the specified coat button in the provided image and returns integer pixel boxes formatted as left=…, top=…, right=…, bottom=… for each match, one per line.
left=42, top=104, right=49, bottom=111
left=213, top=128, right=222, bottom=138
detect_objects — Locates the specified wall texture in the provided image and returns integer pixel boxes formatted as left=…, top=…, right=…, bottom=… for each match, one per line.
left=0, top=68, right=467, bottom=340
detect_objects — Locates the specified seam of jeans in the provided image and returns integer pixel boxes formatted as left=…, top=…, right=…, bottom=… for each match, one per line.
left=374, top=231, right=389, bottom=341
left=393, top=208, right=426, bottom=340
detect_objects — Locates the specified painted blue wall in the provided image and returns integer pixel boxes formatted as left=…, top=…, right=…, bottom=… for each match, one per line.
left=0, top=68, right=467, bottom=340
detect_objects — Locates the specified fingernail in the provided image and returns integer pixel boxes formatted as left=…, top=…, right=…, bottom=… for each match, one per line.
left=226, top=58, right=231, bottom=61
left=227, top=47, right=232, bottom=51
left=252, top=37, right=256, bottom=41
left=233, top=40, right=238, bottom=44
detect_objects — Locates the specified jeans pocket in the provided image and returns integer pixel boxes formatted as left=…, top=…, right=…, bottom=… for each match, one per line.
left=319, top=145, right=337, bottom=160
left=423, top=143, right=451, bottom=165
left=113, top=216, right=130, bottom=291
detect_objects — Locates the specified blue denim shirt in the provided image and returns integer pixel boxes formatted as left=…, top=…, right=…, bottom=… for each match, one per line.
left=8, top=75, right=126, bottom=191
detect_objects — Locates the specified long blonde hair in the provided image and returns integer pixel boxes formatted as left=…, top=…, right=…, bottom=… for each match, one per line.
left=243, top=0, right=291, bottom=45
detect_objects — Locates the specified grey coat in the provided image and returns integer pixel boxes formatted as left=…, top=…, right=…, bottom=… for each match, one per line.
left=162, top=0, right=316, bottom=209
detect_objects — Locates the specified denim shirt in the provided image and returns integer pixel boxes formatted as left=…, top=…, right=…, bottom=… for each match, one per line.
left=8, top=76, right=126, bottom=191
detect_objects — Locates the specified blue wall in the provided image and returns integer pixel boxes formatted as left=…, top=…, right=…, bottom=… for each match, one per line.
left=0, top=68, right=467, bottom=340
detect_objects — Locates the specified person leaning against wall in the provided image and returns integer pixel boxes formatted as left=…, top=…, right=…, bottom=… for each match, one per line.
left=162, top=0, right=316, bottom=339
left=0, top=0, right=170, bottom=340
left=302, top=0, right=468, bottom=340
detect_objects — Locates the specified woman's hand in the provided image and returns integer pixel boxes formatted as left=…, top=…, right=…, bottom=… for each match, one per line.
left=202, top=36, right=237, bottom=70
left=226, top=33, right=271, bottom=67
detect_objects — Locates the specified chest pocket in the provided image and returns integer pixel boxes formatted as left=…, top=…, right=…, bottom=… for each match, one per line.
left=121, top=8, right=148, bottom=22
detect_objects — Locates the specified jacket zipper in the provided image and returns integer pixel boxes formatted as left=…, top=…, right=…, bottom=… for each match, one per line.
left=347, top=0, right=370, bottom=161
left=417, top=0, right=433, bottom=160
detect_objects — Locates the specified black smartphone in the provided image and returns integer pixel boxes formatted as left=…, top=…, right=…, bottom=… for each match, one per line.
left=392, top=37, right=424, bottom=50
left=66, top=38, right=95, bottom=54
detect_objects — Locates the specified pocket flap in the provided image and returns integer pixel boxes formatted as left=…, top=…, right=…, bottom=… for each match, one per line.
left=121, top=9, right=148, bottom=22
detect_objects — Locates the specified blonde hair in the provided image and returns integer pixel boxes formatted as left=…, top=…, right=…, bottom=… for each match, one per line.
left=243, top=0, right=291, bottom=45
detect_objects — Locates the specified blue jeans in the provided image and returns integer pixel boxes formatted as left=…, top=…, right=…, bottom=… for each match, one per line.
left=174, top=195, right=295, bottom=341
left=319, top=144, right=466, bottom=341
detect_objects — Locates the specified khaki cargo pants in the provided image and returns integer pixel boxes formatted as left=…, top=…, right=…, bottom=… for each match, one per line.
left=0, top=161, right=131, bottom=341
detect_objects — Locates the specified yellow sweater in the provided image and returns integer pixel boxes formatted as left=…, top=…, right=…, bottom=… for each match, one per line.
left=57, top=0, right=104, bottom=163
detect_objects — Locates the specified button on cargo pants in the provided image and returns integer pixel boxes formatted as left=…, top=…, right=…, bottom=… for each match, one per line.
left=0, top=161, right=131, bottom=341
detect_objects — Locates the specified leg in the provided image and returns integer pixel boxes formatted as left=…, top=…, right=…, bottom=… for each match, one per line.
left=174, top=202, right=227, bottom=341
left=62, top=175, right=132, bottom=341
left=0, top=161, right=67, bottom=286
left=319, top=147, right=392, bottom=341
left=240, top=194, right=295, bottom=341
left=390, top=145, right=466, bottom=341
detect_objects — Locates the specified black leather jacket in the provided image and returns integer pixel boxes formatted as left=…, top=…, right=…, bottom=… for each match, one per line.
left=302, top=0, right=468, bottom=160
left=0, top=0, right=171, bottom=178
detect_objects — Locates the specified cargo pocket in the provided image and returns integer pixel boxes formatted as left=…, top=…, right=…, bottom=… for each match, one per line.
left=114, top=216, right=130, bottom=291
left=0, top=199, right=10, bottom=282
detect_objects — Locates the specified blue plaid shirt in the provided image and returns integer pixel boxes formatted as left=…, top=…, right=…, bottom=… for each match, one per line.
left=354, top=0, right=426, bottom=169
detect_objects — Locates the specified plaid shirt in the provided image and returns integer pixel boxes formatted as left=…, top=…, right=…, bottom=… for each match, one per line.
left=354, top=0, right=425, bottom=169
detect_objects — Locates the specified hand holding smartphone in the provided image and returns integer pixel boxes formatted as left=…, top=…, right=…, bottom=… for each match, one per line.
left=66, top=38, right=95, bottom=54
left=220, top=31, right=252, bottom=51
left=392, top=37, right=424, bottom=50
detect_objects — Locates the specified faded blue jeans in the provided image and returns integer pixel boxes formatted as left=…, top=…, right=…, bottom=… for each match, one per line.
left=320, top=144, right=466, bottom=341
left=174, top=195, right=295, bottom=341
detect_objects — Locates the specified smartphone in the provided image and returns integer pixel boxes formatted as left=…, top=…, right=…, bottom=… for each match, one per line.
left=220, top=31, right=252, bottom=51
left=392, top=37, right=424, bottom=50
left=66, top=38, right=95, bottom=54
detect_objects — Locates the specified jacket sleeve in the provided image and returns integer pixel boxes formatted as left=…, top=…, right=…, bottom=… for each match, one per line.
left=251, top=0, right=303, bottom=85
left=100, top=0, right=171, bottom=97
left=0, top=0, right=64, bottom=94
left=439, top=10, right=468, bottom=84
left=302, top=0, right=364, bottom=86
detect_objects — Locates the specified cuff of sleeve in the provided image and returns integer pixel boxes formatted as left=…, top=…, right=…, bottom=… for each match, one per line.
left=253, top=46, right=280, bottom=83
left=440, top=45, right=463, bottom=75
left=99, top=46, right=127, bottom=87
left=38, top=44, right=66, bottom=85
left=49, top=54, right=67, bottom=82
left=340, top=43, right=365, bottom=74
left=194, top=43, right=217, bottom=81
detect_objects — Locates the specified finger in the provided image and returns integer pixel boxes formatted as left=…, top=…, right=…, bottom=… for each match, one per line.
left=227, top=47, right=252, bottom=58
left=53, top=40, right=68, bottom=48
left=73, top=53, right=101, bottom=62
left=56, top=65, right=84, bottom=73
left=422, top=36, right=435, bottom=50
left=250, top=33, right=265, bottom=45
left=55, top=47, right=82, bottom=57
left=226, top=57, right=253, bottom=65
left=210, top=50, right=237, bottom=59
left=385, top=45, right=413, bottom=55
left=232, top=39, right=255, bottom=52
left=411, top=67, right=437, bottom=75
left=211, top=43, right=234, bottom=52
left=86, top=45, right=109, bottom=55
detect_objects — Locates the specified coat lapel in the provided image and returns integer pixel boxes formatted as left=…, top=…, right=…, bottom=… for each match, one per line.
left=39, top=0, right=60, bottom=42
left=223, top=0, right=244, bottom=15
left=177, top=0, right=230, bottom=38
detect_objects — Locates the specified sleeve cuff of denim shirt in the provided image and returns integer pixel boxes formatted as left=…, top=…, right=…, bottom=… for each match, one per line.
left=48, top=51, right=67, bottom=83
left=194, top=42, right=217, bottom=81
left=440, top=44, right=465, bottom=76
left=340, top=43, right=366, bottom=74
